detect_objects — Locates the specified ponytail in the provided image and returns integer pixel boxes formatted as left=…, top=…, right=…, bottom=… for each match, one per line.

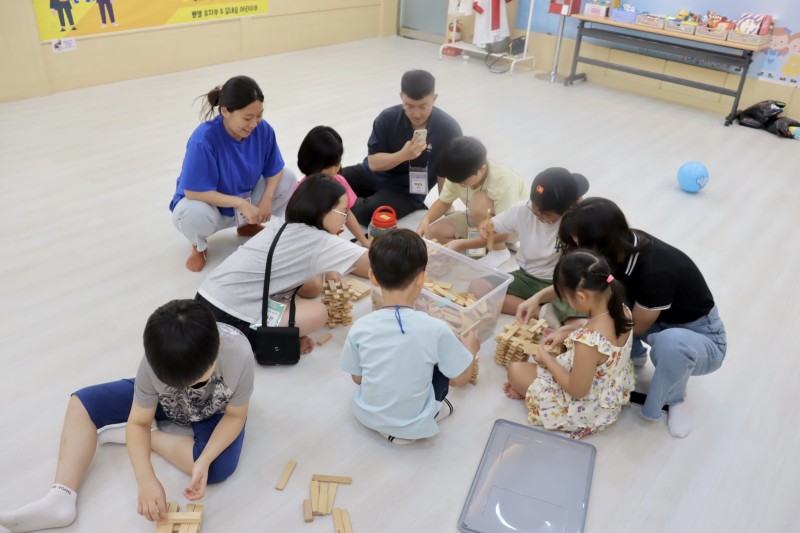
left=554, top=249, right=633, bottom=337
left=199, top=86, right=222, bottom=122
left=606, top=276, right=633, bottom=337
left=196, top=75, right=264, bottom=123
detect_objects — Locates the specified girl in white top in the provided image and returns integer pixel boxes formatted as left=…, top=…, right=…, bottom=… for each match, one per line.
left=197, top=174, right=370, bottom=354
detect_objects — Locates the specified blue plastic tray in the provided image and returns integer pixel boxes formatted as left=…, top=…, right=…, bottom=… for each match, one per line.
left=458, top=419, right=596, bottom=533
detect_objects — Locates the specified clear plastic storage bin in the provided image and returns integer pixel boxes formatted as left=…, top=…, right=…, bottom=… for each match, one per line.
left=372, top=239, right=512, bottom=341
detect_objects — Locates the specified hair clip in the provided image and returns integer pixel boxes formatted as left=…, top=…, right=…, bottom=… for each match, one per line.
left=536, top=185, right=544, bottom=194
left=607, top=274, right=614, bottom=283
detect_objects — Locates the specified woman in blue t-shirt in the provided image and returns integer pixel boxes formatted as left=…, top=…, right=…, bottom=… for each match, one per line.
left=170, top=76, right=297, bottom=271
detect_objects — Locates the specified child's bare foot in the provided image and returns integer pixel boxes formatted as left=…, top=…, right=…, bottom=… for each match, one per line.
left=503, top=380, right=525, bottom=400
left=185, top=246, right=206, bottom=272
left=300, top=336, right=315, bottom=355
left=237, top=224, right=264, bottom=237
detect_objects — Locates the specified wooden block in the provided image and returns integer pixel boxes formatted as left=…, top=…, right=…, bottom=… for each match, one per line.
left=275, top=459, right=297, bottom=490
left=461, top=318, right=482, bottom=336
left=311, top=480, right=320, bottom=515
left=469, top=355, right=479, bottom=385
left=487, top=212, right=495, bottom=250
left=544, top=342, right=561, bottom=353
left=347, top=278, right=372, bottom=301
left=342, top=508, right=353, bottom=533
left=326, top=482, right=338, bottom=515
left=318, top=482, right=328, bottom=516
left=333, top=508, right=345, bottom=533
left=316, top=332, right=333, bottom=346
left=303, top=499, right=313, bottom=523
left=502, top=323, right=520, bottom=341
left=155, top=502, right=180, bottom=533
left=311, top=474, right=352, bottom=484
left=161, top=513, right=201, bottom=524
left=431, top=285, right=451, bottom=298
left=177, top=504, right=203, bottom=533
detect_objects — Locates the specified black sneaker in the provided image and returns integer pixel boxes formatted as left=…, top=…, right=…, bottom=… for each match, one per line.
left=378, top=431, right=416, bottom=445
left=435, top=398, right=454, bottom=423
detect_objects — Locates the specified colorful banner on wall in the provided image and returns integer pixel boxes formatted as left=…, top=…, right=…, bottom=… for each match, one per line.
left=34, top=0, right=268, bottom=42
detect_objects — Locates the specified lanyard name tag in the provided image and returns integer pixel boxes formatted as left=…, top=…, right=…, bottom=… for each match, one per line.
left=234, top=194, right=252, bottom=228
left=409, top=167, right=428, bottom=195
left=250, top=298, right=286, bottom=329
left=466, top=227, right=487, bottom=258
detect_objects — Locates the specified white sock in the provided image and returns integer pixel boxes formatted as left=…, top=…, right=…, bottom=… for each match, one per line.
left=667, top=401, right=693, bottom=438
left=476, top=248, right=510, bottom=269
left=0, top=484, right=77, bottom=532
left=97, top=420, right=158, bottom=445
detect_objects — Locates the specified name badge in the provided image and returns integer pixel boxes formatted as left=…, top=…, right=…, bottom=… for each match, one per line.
left=249, top=299, right=287, bottom=329
left=409, top=167, right=428, bottom=195
left=466, top=227, right=486, bottom=258
left=234, top=193, right=252, bottom=228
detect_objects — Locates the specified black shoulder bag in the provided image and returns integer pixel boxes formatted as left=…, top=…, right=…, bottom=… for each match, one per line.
left=254, top=222, right=301, bottom=365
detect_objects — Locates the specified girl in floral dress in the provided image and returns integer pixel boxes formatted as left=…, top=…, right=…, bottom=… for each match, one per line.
left=503, top=249, right=635, bottom=439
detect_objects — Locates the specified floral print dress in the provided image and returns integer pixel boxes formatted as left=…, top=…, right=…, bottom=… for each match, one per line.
left=525, top=327, right=635, bottom=439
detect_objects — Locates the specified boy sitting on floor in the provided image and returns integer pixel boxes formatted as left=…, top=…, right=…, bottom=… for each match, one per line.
left=341, top=229, right=479, bottom=445
left=0, top=300, right=254, bottom=532
left=416, top=136, right=527, bottom=268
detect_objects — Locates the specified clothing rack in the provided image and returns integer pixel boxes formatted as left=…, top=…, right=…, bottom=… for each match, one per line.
left=438, top=0, right=536, bottom=76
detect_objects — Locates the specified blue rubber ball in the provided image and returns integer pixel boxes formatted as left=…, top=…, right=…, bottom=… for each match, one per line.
left=677, top=162, right=709, bottom=193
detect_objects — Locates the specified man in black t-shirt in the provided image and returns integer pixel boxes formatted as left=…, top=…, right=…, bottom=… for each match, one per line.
left=341, top=70, right=462, bottom=226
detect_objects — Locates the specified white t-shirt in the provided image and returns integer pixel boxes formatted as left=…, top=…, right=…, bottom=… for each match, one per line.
left=341, top=308, right=473, bottom=440
left=491, top=201, right=562, bottom=279
left=198, top=220, right=367, bottom=323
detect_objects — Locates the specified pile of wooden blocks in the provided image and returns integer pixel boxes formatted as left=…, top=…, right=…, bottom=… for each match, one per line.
left=322, top=280, right=353, bottom=328
left=274, top=460, right=354, bottom=531
left=424, top=279, right=477, bottom=307
left=307, top=475, right=352, bottom=525
left=419, top=282, right=495, bottom=340
left=154, top=502, right=203, bottom=533
left=494, top=319, right=549, bottom=367
left=346, top=277, right=372, bottom=302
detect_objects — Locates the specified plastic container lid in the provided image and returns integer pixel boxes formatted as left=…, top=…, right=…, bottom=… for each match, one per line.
left=370, top=206, right=397, bottom=229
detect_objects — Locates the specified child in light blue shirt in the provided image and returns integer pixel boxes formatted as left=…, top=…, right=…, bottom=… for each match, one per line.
left=341, top=229, right=479, bottom=443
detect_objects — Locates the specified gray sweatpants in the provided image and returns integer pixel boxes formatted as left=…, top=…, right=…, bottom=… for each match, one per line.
left=172, top=168, right=297, bottom=251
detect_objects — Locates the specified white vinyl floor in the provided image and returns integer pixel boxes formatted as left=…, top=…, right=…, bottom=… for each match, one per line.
left=1, top=36, right=799, bottom=533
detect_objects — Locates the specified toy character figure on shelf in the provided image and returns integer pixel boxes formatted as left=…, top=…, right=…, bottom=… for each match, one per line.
left=472, top=0, right=513, bottom=48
